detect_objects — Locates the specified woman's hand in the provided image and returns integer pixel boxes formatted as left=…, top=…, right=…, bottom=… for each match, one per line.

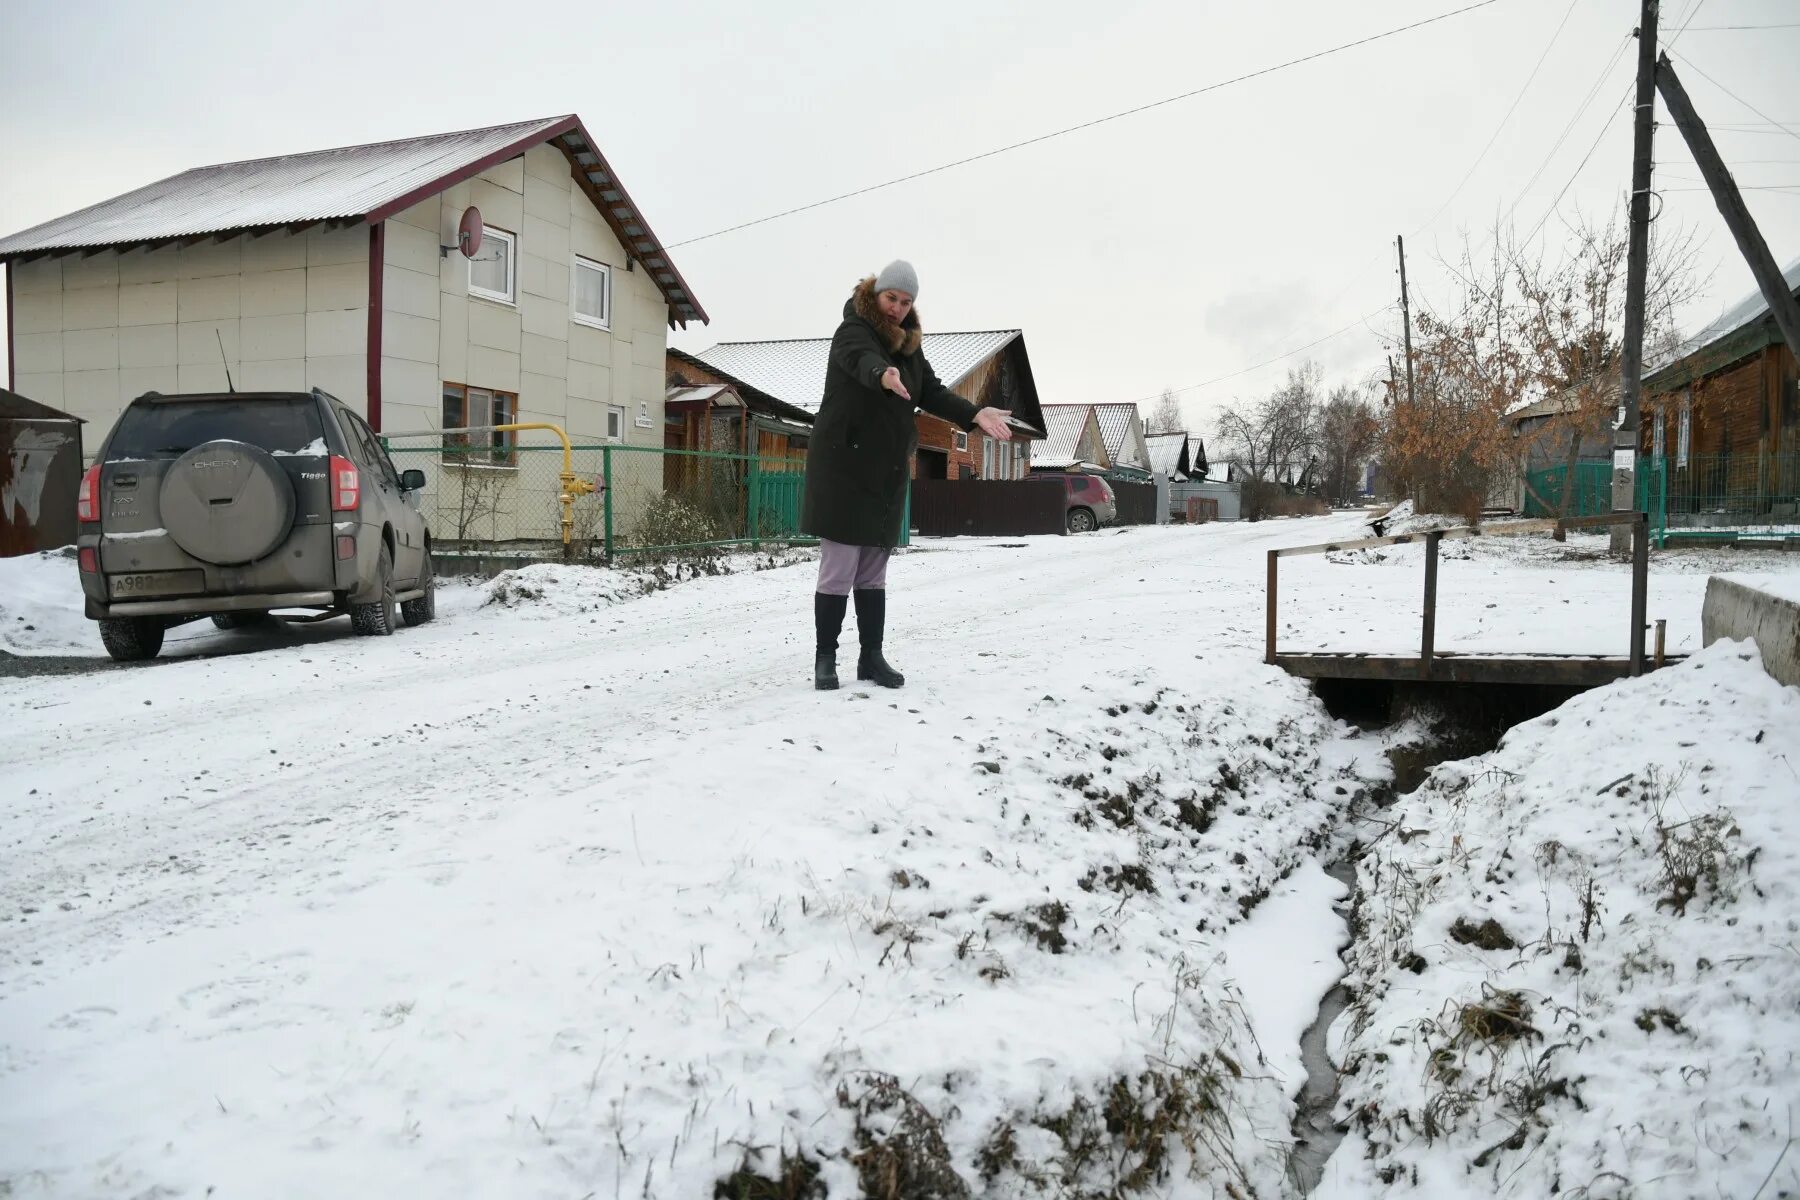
left=973, top=408, right=1014, bottom=440
left=880, top=367, right=912, bottom=401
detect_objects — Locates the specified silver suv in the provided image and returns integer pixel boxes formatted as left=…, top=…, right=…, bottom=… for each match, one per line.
left=77, top=388, right=435, bottom=661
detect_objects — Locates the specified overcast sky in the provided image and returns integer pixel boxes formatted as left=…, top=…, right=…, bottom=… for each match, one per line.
left=3, top=0, right=1795, bottom=434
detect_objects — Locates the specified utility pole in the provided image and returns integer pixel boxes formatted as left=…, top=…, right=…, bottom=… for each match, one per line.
left=1614, top=0, right=1659, bottom=554
left=1396, top=236, right=1417, bottom=410
left=1656, top=53, right=1800, bottom=358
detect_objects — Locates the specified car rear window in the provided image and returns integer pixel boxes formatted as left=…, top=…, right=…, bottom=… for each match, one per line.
left=107, top=398, right=325, bottom=459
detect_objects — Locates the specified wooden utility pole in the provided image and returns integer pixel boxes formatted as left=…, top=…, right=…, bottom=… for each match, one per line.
left=1656, top=54, right=1800, bottom=359
left=1613, top=0, right=1659, bottom=553
left=1396, top=236, right=1417, bottom=409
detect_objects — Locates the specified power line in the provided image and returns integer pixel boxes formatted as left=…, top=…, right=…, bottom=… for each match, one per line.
left=1411, top=0, right=1583, bottom=237
left=1499, top=33, right=1633, bottom=228
left=1126, top=305, right=1399, bottom=404
left=664, top=0, right=1508, bottom=250
left=1676, top=22, right=1800, bottom=31
left=1663, top=46, right=1800, bottom=144
left=1182, top=0, right=1600, bottom=408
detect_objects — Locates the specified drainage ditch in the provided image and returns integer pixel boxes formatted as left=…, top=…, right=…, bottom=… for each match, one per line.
left=1286, top=677, right=1589, bottom=1194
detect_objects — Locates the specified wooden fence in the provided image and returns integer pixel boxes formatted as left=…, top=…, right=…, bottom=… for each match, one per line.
left=910, top=479, right=1066, bottom=537
left=1112, top=480, right=1159, bottom=525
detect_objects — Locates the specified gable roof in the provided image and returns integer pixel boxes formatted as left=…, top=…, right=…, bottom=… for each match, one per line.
left=696, top=330, right=1023, bottom=414
left=1034, top=405, right=1110, bottom=470
left=1144, top=432, right=1191, bottom=479
left=0, top=116, right=706, bottom=327
left=1092, top=402, right=1149, bottom=468
left=666, top=348, right=815, bottom=426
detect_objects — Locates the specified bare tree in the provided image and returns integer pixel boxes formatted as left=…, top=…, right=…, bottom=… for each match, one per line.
left=1147, top=389, right=1184, bottom=436
left=1215, top=361, right=1325, bottom=519
left=1317, top=385, right=1379, bottom=505
left=1514, top=211, right=1702, bottom=532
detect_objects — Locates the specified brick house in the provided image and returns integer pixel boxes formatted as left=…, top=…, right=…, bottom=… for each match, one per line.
left=692, top=329, right=1046, bottom=479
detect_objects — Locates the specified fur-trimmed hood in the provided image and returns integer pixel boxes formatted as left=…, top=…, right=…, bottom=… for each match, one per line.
left=847, top=276, right=923, bottom=357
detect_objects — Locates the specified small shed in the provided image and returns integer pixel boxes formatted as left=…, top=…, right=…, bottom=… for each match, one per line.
left=1, top=388, right=85, bottom=556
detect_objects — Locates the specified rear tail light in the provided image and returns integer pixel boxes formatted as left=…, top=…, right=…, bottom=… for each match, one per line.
left=78, top=547, right=98, bottom=574
left=77, top=464, right=101, bottom=522
left=329, top=454, right=360, bottom=512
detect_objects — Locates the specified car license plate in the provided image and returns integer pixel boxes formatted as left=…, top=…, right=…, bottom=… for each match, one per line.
left=110, top=570, right=204, bottom=599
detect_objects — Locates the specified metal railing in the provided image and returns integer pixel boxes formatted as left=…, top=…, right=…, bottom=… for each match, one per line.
left=1265, top=512, right=1652, bottom=681
left=380, top=430, right=816, bottom=560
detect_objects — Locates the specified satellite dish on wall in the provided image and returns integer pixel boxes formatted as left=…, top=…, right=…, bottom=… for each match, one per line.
left=442, top=206, right=484, bottom=259
left=457, top=207, right=483, bottom=258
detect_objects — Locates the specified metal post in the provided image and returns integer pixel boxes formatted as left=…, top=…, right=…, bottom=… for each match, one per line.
left=747, top=453, right=763, bottom=550
left=1629, top=513, right=1649, bottom=675
left=1265, top=550, right=1278, bottom=666
left=1421, top=530, right=1441, bottom=679
left=1614, top=0, right=1659, bottom=554
left=1654, top=618, right=1667, bottom=668
left=602, top=445, right=614, bottom=563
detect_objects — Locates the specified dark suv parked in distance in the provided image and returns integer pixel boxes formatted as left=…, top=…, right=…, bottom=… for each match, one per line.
left=77, top=388, right=436, bottom=661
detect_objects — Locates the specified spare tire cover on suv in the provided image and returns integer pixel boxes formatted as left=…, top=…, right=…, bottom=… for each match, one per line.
left=159, top=439, right=297, bottom=565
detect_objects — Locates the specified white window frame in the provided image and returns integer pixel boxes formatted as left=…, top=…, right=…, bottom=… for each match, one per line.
left=605, top=405, right=626, bottom=442
left=571, top=255, right=612, bottom=330
left=468, top=226, right=516, bottom=306
left=954, top=431, right=969, bottom=452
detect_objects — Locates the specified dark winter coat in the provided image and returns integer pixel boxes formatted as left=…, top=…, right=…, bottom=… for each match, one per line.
left=801, top=278, right=981, bottom=548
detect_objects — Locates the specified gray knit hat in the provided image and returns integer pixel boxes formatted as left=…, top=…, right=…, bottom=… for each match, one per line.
left=874, top=259, right=919, bottom=299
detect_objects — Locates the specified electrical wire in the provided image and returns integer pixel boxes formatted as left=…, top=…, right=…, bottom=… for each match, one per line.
left=664, top=0, right=1508, bottom=249
left=1161, top=0, right=1599, bottom=406
left=1663, top=46, right=1800, bottom=144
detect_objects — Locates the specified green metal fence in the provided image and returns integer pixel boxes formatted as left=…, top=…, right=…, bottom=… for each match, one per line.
left=1522, top=454, right=1800, bottom=546
left=1650, top=452, right=1800, bottom=544
left=381, top=433, right=817, bottom=560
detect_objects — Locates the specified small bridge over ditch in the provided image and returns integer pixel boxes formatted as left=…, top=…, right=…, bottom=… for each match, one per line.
left=1266, top=513, right=1680, bottom=696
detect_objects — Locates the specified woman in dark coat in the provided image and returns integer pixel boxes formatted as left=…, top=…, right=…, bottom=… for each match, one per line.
left=802, top=260, right=1013, bottom=690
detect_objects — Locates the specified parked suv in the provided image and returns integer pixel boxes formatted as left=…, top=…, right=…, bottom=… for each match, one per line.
left=1034, top=472, right=1118, bottom=533
left=77, top=388, right=435, bottom=661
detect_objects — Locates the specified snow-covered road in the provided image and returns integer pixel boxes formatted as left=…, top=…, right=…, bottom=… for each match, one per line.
left=2, top=516, right=1792, bottom=1197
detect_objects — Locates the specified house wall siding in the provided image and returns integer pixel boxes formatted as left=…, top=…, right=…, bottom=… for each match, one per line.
left=379, top=144, right=669, bottom=447
left=11, top=226, right=369, bottom=445
left=1642, top=343, right=1794, bottom=460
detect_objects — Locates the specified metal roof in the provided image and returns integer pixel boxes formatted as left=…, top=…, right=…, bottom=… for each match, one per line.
left=0, top=387, right=83, bottom=423
left=696, top=330, right=1023, bottom=414
left=667, top=384, right=738, bottom=407
left=1144, top=432, right=1190, bottom=479
left=0, top=115, right=706, bottom=326
left=1092, top=403, right=1148, bottom=468
left=1032, top=405, right=1101, bottom=469
left=1647, top=254, right=1800, bottom=377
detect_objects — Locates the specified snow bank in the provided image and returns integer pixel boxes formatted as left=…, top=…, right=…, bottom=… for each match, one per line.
left=1317, top=642, right=1800, bottom=1198
left=0, top=549, right=97, bottom=656
left=477, top=548, right=812, bottom=617
left=0, top=650, right=1372, bottom=1197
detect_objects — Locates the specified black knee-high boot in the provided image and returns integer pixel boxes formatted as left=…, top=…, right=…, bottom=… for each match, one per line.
left=853, top=589, right=904, bottom=688
left=815, top=592, right=847, bottom=690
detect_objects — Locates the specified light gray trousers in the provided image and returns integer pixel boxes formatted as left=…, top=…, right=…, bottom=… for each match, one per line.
left=816, top=538, right=890, bottom=595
